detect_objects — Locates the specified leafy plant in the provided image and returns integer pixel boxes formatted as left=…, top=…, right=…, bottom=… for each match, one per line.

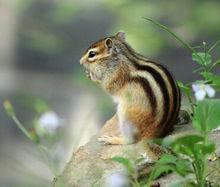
left=147, top=99, right=220, bottom=186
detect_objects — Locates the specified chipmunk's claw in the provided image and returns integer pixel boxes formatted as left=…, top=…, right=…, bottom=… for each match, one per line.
left=98, top=135, right=125, bottom=145
left=98, top=135, right=113, bottom=145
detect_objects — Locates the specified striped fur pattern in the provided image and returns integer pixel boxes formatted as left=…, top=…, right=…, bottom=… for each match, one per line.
left=80, top=32, right=181, bottom=144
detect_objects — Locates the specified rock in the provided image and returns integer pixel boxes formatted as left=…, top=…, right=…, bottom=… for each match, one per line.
left=53, top=134, right=159, bottom=187
left=53, top=122, right=220, bottom=187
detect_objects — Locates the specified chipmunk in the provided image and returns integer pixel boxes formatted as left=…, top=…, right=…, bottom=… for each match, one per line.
left=80, top=32, right=181, bottom=145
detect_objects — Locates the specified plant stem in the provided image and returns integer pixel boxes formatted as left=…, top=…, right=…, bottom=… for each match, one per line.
left=192, top=162, right=200, bottom=186
left=208, top=59, right=220, bottom=71
left=143, top=17, right=205, bottom=64
left=12, top=115, right=58, bottom=177
left=208, top=40, right=220, bottom=53
left=12, top=115, right=33, bottom=141
left=186, top=93, right=195, bottom=114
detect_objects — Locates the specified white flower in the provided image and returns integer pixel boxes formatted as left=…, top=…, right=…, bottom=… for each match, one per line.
left=192, top=83, right=215, bottom=101
left=38, top=111, right=62, bottom=134
left=105, top=172, right=129, bottom=187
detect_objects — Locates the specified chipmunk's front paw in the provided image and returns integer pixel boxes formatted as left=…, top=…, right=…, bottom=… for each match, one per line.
left=98, top=135, right=113, bottom=145
left=98, top=135, right=125, bottom=145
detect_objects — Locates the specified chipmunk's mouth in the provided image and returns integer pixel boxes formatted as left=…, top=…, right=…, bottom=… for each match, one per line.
left=81, top=62, right=102, bottom=82
left=84, top=68, right=99, bottom=82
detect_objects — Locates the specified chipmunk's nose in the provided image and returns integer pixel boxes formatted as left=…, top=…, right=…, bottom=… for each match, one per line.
left=80, top=53, right=87, bottom=64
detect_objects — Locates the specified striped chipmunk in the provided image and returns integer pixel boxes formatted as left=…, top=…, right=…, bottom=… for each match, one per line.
left=80, top=31, right=181, bottom=145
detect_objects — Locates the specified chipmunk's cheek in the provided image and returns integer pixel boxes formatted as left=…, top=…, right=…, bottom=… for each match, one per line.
left=82, top=61, right=102, bottom=83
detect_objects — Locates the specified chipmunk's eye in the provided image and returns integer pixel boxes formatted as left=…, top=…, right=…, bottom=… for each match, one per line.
left=88, top=51, right=96, bottom=58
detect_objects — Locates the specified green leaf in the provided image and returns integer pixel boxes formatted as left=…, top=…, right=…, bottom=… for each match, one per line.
left=193, top=99, right=220, bottom=133
left=177, top=81, right=191, bottom=95
left=192, top=52, right=212, bottom=66
left=171, top=134, right=204, bottom=148
left=150, top=158, right=189, bottom=180
left=161, top=136, right=175, bottom=147
left=171, top=134, right=204, bottom=156
left=112, top=156, right=135, bottom=174
left=208, top=40, right=220, bottom=53
left=202, top=142, right=215, bottom=154
left=156, top=154, right=177, bottom=165
left=34, top=98, right=49, bottom=114
left=201, top=72, right=220, bottom=90
left=175, top=159, right=191, bottom=176
left=194, top=141, right=215, bottom=155
left=209, top=59, right=220, bottom=71
left=148, top=153, right=191, bottom=184
left=151, top=165, right=174, bottom=179
left=155, top=154, right=190, bottom=176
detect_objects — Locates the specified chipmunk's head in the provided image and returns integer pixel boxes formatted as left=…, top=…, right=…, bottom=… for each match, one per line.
left=80, top=31, right=126, bottom=83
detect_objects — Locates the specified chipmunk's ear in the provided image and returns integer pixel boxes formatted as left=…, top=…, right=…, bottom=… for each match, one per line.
left=115, top=31, right=126, bottom=41
left=105, top=38, right=113, bottom=49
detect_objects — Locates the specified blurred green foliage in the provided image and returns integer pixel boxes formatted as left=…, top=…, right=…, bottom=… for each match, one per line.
left=16, top=0, right=220, bottom=70
left=104, top=0, right=220, bottom=55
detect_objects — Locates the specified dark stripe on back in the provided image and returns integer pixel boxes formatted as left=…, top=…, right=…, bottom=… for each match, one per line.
left=121, top=42, right=180, bottom=135
left=150, top=62, right=180, bottom=135
left=142, top=59, right=181, bottom=135
left=132, top=77, right=157, bottom=115
left=132, top=63, right=170, bottom=129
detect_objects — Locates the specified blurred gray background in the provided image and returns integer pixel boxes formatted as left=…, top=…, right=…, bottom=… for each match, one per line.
left=0, top=0, right=220, bottom=186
